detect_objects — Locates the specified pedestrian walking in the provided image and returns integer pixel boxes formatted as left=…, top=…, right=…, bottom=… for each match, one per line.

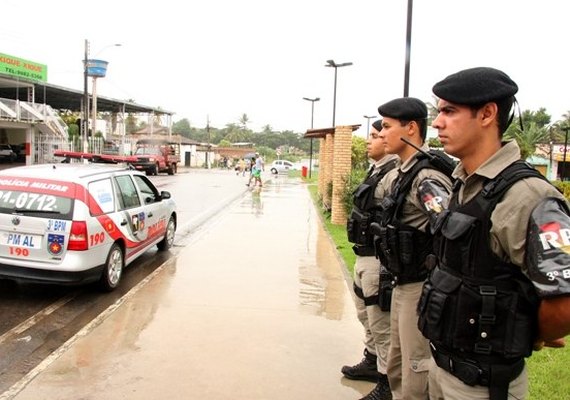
left=373, top=97, right=454, bottom=399
left=419, top=66, right=570, bottom=400
left=344, top=119, right=398, bottom=400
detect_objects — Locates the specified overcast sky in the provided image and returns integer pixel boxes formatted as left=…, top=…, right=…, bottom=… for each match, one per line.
left=1, top=0, right=568, bottom=137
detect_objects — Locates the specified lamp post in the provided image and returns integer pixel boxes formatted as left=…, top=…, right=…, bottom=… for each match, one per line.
left=325, top=59, right=352, bottom=127
left=303, top=97, right=320, bottom=178
left=363, top=115, right=377, bottom=139
left=403, top=0, right=414, bottom=96
left=562, top=126, right=570, bottom=181
left=83, top=40, right=121, bottom=151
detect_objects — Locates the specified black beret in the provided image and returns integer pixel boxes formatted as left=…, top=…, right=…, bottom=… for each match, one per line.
left=371, top=119, right=383, bottom=131
left=432, top=67, right=518, bottom=105
left=377, top=97, right=427, bottom=120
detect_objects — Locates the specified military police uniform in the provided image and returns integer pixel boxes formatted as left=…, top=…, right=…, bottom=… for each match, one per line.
left=420, top=67, right=570, bottom=400
left=373, top=98, right=453, bottom=400
left=344, top=133, right=399, bottom=398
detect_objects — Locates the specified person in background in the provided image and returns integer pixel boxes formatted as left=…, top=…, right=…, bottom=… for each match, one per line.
left=421, top=66, right=570, bottom=400
left=343, top=119, right=398, bottom=400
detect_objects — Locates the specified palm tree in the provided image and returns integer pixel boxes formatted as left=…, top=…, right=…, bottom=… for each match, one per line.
left=504, top=121, right=550, bottom=160
left=239, top=113, right=250, bottom=131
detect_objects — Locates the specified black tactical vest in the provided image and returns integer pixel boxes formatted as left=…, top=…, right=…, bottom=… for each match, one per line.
left=418, top=161, right=546, bottom=362
left=375, top=151, right=454, bottom=284
left=347, top=159, right=397, bottom=253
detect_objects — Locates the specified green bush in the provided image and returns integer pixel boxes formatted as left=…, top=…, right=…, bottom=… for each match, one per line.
left=338, top=168, right=367, bottom=216
left=551, top=181, right=570, bottom=199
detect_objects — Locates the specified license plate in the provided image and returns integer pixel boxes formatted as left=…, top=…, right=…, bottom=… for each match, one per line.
left=4, top=232, right=41, bottom=249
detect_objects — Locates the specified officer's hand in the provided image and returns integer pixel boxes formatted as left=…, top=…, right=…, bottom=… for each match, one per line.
left=533, top=338, right=566, bottom=351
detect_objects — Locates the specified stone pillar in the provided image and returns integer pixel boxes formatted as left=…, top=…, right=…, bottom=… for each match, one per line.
left=318, top=137, right=326, bottom=200
left=331, top=126, right=352, bottom=225
left=322, top=133, right=334, bottom=208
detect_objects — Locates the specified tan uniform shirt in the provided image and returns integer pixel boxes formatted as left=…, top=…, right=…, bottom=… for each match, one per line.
left=452, top=140, right=566, bottom=269
left=371, top=154, right=400, bottom=176
left=375, top=145, right=453, bottom=233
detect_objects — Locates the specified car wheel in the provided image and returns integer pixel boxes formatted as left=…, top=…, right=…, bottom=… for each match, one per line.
left=271, top=168, right=277, bottom=174
left=99, top=243, right=124, bottom=291
left=157, top=216, right=176, bottom=251
left=167, top=163, right=177, bottom=175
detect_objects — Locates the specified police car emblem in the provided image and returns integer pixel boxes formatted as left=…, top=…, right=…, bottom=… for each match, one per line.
left=47, top=234, right=65, bottom=255
left=11, top=216, right=20, bottom=226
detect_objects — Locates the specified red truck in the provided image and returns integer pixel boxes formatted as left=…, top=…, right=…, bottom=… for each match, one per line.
left=54, top=138, right=181, bottom=175
left=129, top=139, right=180, bottom=175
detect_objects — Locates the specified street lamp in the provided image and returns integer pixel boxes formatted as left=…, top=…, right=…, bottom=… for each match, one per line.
left=325, top=59, right=352, bottom=127
left=303, top=97, right=320, bottom=178
left=562, top=126, right=570, bottom=180
left=363, top=115, right=377, bottom=139
left=83, top=40, right=121, bottom=151
left=403, top=0, right=414, bottom=96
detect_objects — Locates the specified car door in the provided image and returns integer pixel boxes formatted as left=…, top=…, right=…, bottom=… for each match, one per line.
left=112, top=174, right=148, bottom=261
left=131, top=174, right=168, bottom=245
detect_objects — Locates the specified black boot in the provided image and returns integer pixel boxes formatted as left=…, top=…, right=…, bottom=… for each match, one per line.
left=358, top=373, right=392, bottom=400
left=341, top=349, right=380, bottom=382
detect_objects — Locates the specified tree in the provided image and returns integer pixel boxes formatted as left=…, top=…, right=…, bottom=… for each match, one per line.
left=173, top=119, right=192, bottom=137
left=239, top=113, right=250, bottom=131
left=504, top=121, right=550, bottom=160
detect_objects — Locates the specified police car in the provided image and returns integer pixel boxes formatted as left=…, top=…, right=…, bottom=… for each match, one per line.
left=0, top=163, right=177, bottom=291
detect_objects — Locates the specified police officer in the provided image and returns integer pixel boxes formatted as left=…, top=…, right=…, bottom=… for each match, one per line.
left=373, top=97, right=453, bottom=400
left=343, top=119, right=398, bottom=400
left=420, top=66, right=570, bottom=399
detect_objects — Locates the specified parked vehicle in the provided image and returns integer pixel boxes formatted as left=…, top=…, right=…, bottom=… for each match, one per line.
left=270, top=159, right=294, bottom=174
left=129, top=139, right=180, bottom=175
left=0, top=144, right=17, bottom=163
left=0, top=164, right=177, bottom=290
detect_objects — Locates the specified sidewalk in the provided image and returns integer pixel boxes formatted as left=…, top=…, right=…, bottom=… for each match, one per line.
left=7, top=176, right=373, bottom=400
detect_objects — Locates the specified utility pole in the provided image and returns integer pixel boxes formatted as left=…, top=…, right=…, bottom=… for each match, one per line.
left=206, top=115, right=211, bottom=169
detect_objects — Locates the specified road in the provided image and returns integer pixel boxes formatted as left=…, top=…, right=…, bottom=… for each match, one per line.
left=0, top=168, right=251, bottom=395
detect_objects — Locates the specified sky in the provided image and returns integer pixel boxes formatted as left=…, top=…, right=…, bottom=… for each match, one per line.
left=1, top=0, right=568, bottom=137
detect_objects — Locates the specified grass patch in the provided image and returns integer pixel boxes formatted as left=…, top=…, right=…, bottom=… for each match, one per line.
left=527, top=343, right=570, bottom=399
left=304, top=172, right=570, bottom=398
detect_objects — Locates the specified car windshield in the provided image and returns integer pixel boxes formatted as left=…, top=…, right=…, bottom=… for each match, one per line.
left=135, top=146, right=162, bottom=156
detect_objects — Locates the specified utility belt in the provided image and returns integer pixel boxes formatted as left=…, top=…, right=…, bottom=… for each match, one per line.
left=431, top=344, right=524, bottom=400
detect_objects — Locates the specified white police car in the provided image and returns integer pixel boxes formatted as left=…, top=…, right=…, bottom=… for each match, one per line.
left=0, top=164, right=177, bottom=291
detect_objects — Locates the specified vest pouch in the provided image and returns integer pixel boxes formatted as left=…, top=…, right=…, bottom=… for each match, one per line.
left=383, top=225, right=401, bottom=274
left=353, top=183, right=373, bottom=211
left=398, top=230, right=414, bottom=267
left=347, top=209, right=370, bottom=246
left=417, top=267, right=462, bottom=343
left=441, top=212, right=478, bottom=271
left=454, top=282, right=533, bottom=358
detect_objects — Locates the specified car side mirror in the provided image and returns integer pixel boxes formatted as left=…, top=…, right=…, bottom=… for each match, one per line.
left=160, top=190, right=171, bottom=200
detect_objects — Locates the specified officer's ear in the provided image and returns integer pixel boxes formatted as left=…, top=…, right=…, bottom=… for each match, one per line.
left=480, top=102, right=499, bottom=128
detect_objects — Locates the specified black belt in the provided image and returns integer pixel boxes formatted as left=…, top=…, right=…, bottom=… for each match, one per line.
left=431, top=344, right=524, bottom=400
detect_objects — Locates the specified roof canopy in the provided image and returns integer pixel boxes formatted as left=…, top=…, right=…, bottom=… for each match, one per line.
left=0, top=74, right=173, bottom=115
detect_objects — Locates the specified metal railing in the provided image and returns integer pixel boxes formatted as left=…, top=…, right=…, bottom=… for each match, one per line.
left=0, top=97, right=68, bottom=138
